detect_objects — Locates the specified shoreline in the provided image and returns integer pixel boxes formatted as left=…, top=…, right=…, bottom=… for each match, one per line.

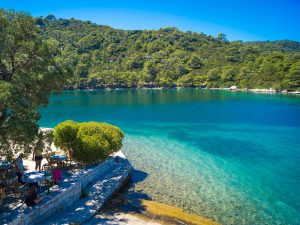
left=61, top=86, right=300, bottom=95
left=38, top=129, right=219, bottom=224
left=101, top=191, right=220, bottom=225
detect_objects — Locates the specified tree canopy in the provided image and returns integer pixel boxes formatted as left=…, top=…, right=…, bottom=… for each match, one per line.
left=0, top=10, right=68, bottom=158
left=53, top=120, right=124, bottom=163
left=39, top=16, right=300, bottom=90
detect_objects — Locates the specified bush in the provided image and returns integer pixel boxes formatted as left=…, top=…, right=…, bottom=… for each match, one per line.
left=53, top=120, right=79, bottom=158
left=53, top=120, right=124, bottom=163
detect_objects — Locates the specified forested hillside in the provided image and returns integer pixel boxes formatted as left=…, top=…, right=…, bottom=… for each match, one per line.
left=39, top=15, right=300, bottom=90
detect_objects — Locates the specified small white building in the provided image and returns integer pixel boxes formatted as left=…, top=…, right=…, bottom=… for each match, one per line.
left=230, top=85, right=238, bottom=90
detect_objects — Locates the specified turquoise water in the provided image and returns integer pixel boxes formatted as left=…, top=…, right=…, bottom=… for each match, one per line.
left=39, top=89, right=300, bottom=225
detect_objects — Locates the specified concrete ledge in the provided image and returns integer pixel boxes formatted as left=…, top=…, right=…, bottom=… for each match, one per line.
left=43, top=159, right=132, bottom=224
left=5, top=151, right=132, bottom=225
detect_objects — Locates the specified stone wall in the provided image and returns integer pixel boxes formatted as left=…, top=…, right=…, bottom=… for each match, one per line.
left=6, top=152, right=132, bottom=225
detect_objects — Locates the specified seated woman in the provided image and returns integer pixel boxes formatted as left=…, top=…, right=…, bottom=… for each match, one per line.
left=53, top=167, right=62, bottom=183
left=25, top=185, right=44, bottom=207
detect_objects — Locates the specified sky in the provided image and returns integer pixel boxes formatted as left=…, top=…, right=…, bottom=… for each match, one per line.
left=0, top=0, right=299, bottom=41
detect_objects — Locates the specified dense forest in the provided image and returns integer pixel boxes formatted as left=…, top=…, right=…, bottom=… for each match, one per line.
left=39, top=15, right=300, bottom=90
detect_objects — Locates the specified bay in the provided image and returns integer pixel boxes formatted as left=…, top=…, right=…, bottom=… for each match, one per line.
left=39, top=89, right=300, bottom=225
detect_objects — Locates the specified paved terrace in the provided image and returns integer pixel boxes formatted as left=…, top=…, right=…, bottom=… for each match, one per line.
left=1, top=151, right=132, bottom=225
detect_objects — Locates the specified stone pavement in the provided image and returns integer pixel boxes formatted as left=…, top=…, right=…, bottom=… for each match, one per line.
left=3, top=151, right=133, bottom=225
left=42, top=156, right=132, bottom=225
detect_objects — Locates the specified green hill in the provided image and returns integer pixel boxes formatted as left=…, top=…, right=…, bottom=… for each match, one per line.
left=39, top=15, right=300, bottom=90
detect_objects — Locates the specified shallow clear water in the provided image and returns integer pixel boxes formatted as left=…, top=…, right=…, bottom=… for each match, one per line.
left=39, top=89, right=300, bottom=225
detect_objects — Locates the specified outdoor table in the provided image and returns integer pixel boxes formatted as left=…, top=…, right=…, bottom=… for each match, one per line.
left=50, top=155, right=67, bottom=168
left=22, top=171, right=52, bottom=183
left=50, top=155, right=67, bottom=161
left=22, top=171, right=52, bottom=193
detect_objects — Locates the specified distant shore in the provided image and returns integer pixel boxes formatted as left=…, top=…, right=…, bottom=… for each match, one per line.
left=63, top=85, right=300, bottom=95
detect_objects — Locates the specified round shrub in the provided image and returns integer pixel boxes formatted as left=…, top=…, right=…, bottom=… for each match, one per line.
left=53, top=120, right=79, bottom=158
left=53, top=120, right=124, bottom=163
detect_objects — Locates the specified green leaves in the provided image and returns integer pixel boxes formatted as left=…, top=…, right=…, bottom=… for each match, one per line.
left=53, top=121, right=124, bottom=163
left=0, top=80, right=13, bottom=107
left=53, top=120, right=79, bottom=150
left=287, top=61, right=300, bottom=88
left=39, top=15, right=300, bottom=90
left=0, top=10, right=69, bottom=158
left=188, top=55, right=202, bottom=69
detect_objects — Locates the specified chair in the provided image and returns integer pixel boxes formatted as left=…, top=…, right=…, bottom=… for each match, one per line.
left=43, top=155, right=54, bottom=171
left=0, top=169, right=7, bottom=182
left=42, top=164, right=53, bottom=172
left=61, top=158, right=75, bottom=171
left=40, top=173, right=54, bottom=192
left=0, top=185, right=6, bottom=208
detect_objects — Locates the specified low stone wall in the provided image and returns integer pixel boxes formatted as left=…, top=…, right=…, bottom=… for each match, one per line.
left=6, top=152, right=132, bottom=225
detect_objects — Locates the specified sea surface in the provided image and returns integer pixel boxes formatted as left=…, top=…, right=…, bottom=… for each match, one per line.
left=39, top=89, right=300, bottom=225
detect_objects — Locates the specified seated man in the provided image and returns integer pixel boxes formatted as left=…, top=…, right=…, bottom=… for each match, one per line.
left=25, top=185, right=44, bottom=207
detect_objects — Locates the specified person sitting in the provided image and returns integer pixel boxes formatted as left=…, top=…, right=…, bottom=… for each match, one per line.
left=25, top=185, right=44, bottom=207
left=15, top=154, right=25, bottom=185
left=53, top=168, right=62, bottom=184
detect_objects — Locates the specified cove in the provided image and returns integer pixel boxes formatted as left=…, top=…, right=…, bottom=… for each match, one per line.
left=38, top=89, right=300, bottom=225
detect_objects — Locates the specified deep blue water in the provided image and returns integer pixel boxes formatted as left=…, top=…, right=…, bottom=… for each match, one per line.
left=39, top=89, right=300, bottom=225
